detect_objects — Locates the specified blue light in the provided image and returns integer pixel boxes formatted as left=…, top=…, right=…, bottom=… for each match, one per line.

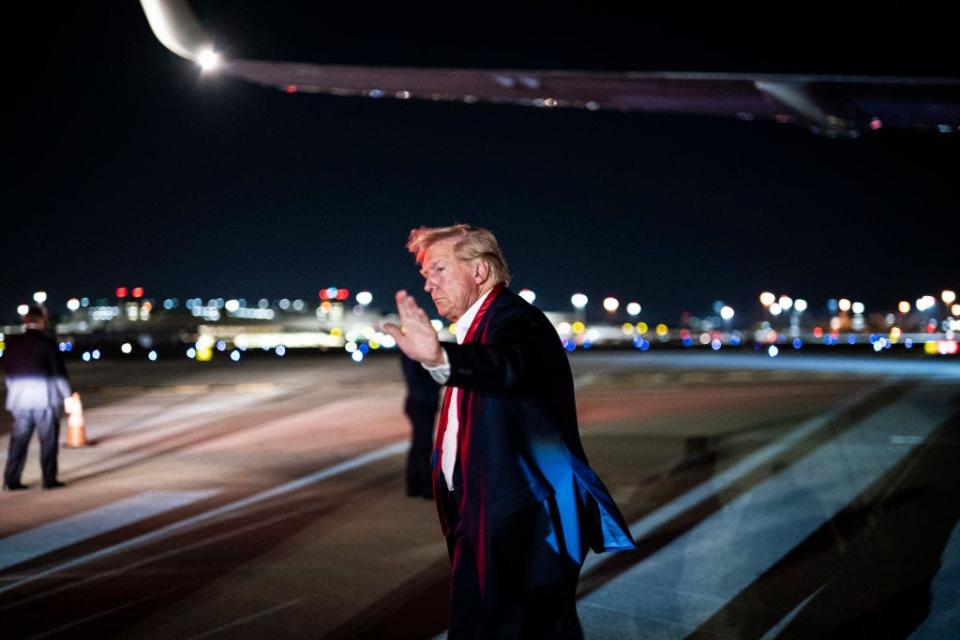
left=582, top=341, right=592, bottom=350
left=64, top=342, right=73, bottom=352
left=730, top=335, right=741, bottom=346
left=868, top=334, right=878, bottom=344
left=359, top=343, right=370, bottom=354
left=632, top=336, right=644, bottom=349
left=564, top=341, right=576, bottom=352
left=682, top=337, right=693, bottom=348
left=905, top=338, right=913, bottom=349
left=82, top=352, right=91, bottom=362
left=711, top=339, right=722, bottom=351
left=640, top=340, right=650, bottom=352
left=276, top=345, right=286, bottom=357
left=59, top=343, right=67, bottom=352
left=847, top=335, right=857, bottom=345
left=793, top=338, right=803, bottom=349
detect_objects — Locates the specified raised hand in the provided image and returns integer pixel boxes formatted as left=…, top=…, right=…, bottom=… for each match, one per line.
left=383, top=290, right=445, bottom=366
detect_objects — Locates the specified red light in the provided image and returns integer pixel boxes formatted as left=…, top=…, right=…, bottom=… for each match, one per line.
left=319, top=290, right=330, bottom=300
left=336, top=288, right=350, bottom=301
left=132, top=287, right=144, bottom=299
left=116, top=287, right=128, bottom=298
left=285, top=84, right=299, bottom=94
left=813, top=327, right=824, bottom=338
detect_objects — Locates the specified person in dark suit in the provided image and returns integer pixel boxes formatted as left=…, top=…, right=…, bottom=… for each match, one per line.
left=3, top=306, right=71, bottom=491
left=384, top=224, right=635, bottom=639
left=400, top=352, right=440, bottom=499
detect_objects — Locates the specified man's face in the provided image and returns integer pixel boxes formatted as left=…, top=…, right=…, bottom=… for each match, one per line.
left=420, top=237, right=481, bottom=322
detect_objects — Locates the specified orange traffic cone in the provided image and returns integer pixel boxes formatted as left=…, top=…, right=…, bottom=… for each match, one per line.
left=64, top=392, right=88, bottom=448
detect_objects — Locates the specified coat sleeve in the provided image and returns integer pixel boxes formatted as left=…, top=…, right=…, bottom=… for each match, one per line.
left=443, top=311, right=557, bottom=394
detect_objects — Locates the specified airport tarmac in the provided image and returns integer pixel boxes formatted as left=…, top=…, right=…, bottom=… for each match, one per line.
left=1, top=351, right=958, bottom=639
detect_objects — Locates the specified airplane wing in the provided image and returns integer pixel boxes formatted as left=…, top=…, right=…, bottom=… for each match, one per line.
left=140, top=0, right=960, bottom=138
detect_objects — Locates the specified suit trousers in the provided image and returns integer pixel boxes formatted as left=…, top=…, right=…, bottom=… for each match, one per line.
left=443, top=489, right=584, bottom=640
left=4, top=409, right=60, bottom=486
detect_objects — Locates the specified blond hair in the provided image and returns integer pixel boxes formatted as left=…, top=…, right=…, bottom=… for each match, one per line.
left=406, top=224, right=511, bottom=285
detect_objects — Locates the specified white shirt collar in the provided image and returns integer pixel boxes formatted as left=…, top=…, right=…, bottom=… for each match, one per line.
left=453, top=289, right=493, bottom=344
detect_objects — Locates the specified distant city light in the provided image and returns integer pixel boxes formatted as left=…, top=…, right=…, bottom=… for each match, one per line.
left=276, top=345, right=286, bottom=357
left=943, top=290, right=957, bottom=305
left=121, top=343, right=132, bottom=354
left=602, top=297, right=619, bottom=313
left=80, top=297, right=90, bottom=307
left=852, top=302, right=865, bottom=315
left=838, top=298, right=852, bottom=312
left=356, top=291, right=373, bottom=306
left=720, top=305, right=735, bottom=321
left=148, top=350, right=158, bottom=362
left=197, top=47, right=221, bottom=72
left=33, top=291, right=47, bottom=304
left=711, top=339, right=721, bottom=351
left=351, top=350, right=364, bottom=363
left=258, top=298, right=270, bottom=309
left=655, top=323, right=669, bottom=337
left=92, top=349, right=101, bottom=360
left=17, top=304, right=29, bottom=316
left=916, top=296, right=936, bottom=312
left=116, top=287, right=128, bottom=298
left=636, top=322, right=649, bottom=334
left=518, top=289, right=536, bottom=304
left=292, top=299, right=305, bottom=312
left=224, top=299, right=240, bottom=313
left=230, top=350, right=241, bottom=362
left=279, top=299, right=291, bottom=310
left=899, top=301, right=911, bottom=314
left=571, top=321, right=586, bottom=335
left=132, top=287, right=144, bottom=299
left=570, top=293, right=588, bottom=310
left=759, top=292, right=775, bottom=307
left=626, top=302, right=641, bottom=316
left=769, top=303, right=782, bottom=316
left=794, top=299, right=808, bottom=312
left=778, top=295, right=793, bottom=311
left=952, top=304, right=960, bottom=317
left=186, top=347, right=197, bottom=359
left=768, top=345, right=779, bottom=357
left=82, top=352, right=91, bottom=362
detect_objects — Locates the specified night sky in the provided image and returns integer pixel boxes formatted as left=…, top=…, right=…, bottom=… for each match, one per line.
left=7, top=5, right=958, bottom=325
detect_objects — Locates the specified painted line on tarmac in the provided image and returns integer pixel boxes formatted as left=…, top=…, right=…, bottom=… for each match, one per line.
left=187, top=597, right=307, bottom=640
left=0, top=490, right=220, bottom=572
left=581, top=381, right=892, bottom=575
left=0, top=440, right=408, bottom=595
left=576, top=384, right=954, bottom=639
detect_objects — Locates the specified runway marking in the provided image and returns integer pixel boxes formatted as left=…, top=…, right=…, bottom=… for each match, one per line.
left=0, top=490, right=220, bottom=572
left=909, top=518, right=960, bottom=639
left=577, top=384, right=954, bottom=639
left=581, top=382, right=891, bottom=574
left=758, top=582, right=828, bottom=640
left=187, top=597, right=307, bottom=639
left=0, top=440, right=408, bottom=595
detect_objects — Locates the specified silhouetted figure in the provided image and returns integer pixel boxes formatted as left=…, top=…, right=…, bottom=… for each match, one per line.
left=401, top=352, right=440, bottom=499
left=3, top=306, right=70, bottom=491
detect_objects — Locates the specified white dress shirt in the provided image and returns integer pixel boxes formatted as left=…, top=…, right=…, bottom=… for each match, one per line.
left=424, top=289, right=492, bottom=490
